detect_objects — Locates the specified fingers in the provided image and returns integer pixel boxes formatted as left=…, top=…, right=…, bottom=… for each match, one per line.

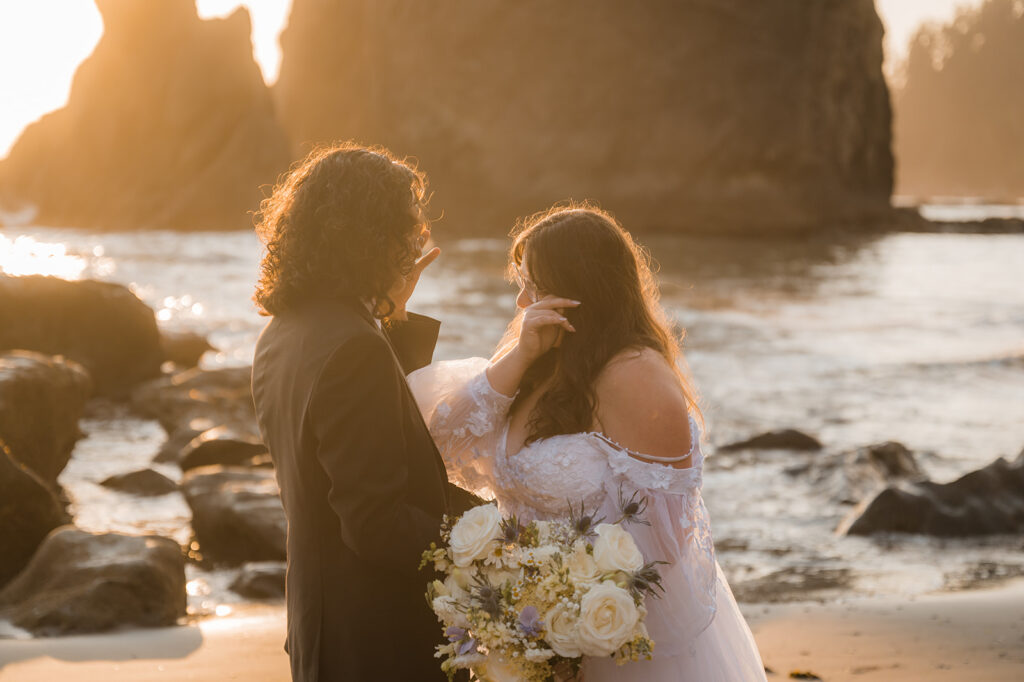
left=527, top=296, right=580, bottom=311
left=411, top=246, right=441, bottom=275
left=524, top=310, right=576, bottom=333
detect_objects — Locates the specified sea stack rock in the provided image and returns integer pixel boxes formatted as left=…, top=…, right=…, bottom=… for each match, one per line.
left=0, top=0, right=291, bottom=231
left=275, top=0, right=893, bottom=236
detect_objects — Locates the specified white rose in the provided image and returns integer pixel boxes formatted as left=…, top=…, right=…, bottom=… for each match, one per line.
left=577, top=581, right=640, bottom=657
left=450, top=504, right=503, bottom=567
left=544, top=603, right=583, bottom=658
left=564, top=544, right=602, bottom=584
left=592, top=523, right=644, bottom=574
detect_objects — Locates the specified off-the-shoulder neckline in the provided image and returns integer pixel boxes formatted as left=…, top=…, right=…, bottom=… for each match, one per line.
left=501, top=413, right=702, bottom=470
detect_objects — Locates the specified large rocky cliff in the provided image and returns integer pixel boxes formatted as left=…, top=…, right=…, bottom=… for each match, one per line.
left=0, top=0, right=290, bottom=231
left=275, top=0, right=894, bottom=235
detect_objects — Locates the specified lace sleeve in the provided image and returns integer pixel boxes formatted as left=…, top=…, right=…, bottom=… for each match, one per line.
left=595, top=419, right=717, bottom=655
left=407, top=357, right=514, bottom=498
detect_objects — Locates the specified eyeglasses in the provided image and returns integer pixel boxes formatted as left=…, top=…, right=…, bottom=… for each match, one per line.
left=411, top=222, right=430, bottom=253
left=512, top=263, right=541, bottom=302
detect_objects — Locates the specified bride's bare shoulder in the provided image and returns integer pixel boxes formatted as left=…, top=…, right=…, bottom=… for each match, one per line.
left=596, top=346, right=678, bottom=391
left=593, top=347, right=693, bottom=467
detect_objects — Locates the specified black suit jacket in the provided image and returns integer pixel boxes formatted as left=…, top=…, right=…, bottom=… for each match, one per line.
left=252, top=297, right=462, bottom=681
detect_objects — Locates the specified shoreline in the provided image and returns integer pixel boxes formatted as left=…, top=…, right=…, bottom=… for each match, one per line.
left=3, top=581, right=1023, bottom=681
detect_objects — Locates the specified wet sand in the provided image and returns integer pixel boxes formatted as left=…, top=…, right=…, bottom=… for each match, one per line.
left=749, top=579, right=1024, bottom=681
left=0, top=605, right=289, bottom=681
left=2, top=582, right=1023, bottom=681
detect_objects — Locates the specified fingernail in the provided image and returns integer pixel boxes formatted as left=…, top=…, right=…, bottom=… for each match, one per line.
left=572, top=300, right=581, bottom=305
left=568, top=325, right=577, bottom=332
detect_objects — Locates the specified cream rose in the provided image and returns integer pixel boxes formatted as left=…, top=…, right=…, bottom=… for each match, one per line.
left=577, top=581, right=640, bottom=656
left=450, top=503, right=503, bottom=567
left=564, top=544, right=602, bottom=584
left=592, top=523, right=644, bottom=574
left=544, top=603, right=583, bottom=658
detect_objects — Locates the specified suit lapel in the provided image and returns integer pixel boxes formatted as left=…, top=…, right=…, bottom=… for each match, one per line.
left=351, top=308, right=451, bottom=497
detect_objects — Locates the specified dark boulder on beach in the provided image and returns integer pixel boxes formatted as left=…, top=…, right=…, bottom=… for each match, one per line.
left=845, top=451, right=1024, bottom=537
left=181, top=466, right=286, bottom=565
left=276, top=0, right=893, bottom=236
left=720, top=429, right=823, bottom=453
left=789, top=441, right=924, bottom=505
left=0, top=275, right=162, bottom=396
left=101, top=468, right=179, bottom=496
left=0, top=0, right=291, bottom=232
left=160, top=329, right=216, bottom=369
left=132, top=365, right=257, bottom=438
left=179, top=426, right=268, bottom=471
left=153, top=417, right=218, bottom=464
left=0, top=350, right=91, bottom=483
left=0, top=527, right=186, bottom=636
left=0, top=440, right=69, bottom=589
left=230, top=561, right=287, bottom=600
left=731, top=565, right=852, bottom=604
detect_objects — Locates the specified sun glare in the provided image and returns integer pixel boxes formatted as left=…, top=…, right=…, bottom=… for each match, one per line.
left=0, top=1, right=290, bottom=158
left=196, top=0, right=292, bottom=84
left=0, top=235, right=87, bottom=279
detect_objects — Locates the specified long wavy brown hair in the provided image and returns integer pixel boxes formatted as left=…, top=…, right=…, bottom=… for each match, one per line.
left=254, top=142, right=428, bottom=318
left=500, top=203, right=703, bottom=445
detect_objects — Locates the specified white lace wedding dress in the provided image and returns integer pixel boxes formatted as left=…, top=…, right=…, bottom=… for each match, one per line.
left=409, top=358, right=768, bottom=681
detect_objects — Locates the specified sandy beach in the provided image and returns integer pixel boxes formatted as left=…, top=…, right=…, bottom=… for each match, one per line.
left=2, top=580, right=1022, bottom=681
left=749, top=579, right=1024, bottom=681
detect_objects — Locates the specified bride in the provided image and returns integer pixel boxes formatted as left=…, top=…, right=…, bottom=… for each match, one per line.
left=409, top=204, right=767, bottom=681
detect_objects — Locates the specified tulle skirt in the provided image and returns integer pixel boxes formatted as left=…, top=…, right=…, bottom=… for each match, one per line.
left=582, top=562, right=768, bottom=682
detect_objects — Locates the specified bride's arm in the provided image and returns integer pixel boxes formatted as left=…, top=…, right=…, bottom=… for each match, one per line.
left=406, top=357, right=513, bottom=495
left=485, top=296, right=579, bottom=397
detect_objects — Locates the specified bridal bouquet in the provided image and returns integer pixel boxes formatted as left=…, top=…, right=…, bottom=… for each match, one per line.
left=421, top=493, right=663, bottom=681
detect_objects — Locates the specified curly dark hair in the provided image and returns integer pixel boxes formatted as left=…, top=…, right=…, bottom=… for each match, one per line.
left=254, top=142, right=428, bottom=317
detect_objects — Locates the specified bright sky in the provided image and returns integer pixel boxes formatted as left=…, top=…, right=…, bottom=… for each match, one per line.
left=0, top=0, right=987, bottom=159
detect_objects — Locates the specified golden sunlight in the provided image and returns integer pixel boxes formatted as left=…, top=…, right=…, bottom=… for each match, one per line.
left=0, top=0, right=290, bottom=158
left=875, top=0, right=986, bottom=77
left=0, top=235, right=86, bottom=279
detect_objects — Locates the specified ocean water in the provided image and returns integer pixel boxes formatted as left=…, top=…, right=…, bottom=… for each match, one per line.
left=2, top=216, right=1023, bottom=610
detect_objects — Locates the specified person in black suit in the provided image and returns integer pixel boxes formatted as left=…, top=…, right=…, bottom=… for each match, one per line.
left=251, top=143, right=474, bottom=681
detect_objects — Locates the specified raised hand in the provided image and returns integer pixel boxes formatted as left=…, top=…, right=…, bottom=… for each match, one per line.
left=516, top=296, right=580, bottom=363
left=388, top=246, right=440, bottom=320
left=486, top=295, right=580, bottom=398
